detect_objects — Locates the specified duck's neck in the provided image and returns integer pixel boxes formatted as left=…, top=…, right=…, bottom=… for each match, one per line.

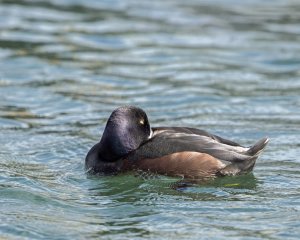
left=98, top=127, right=137, bottom=162
left=98, top=141, right=123, bottom=162
left=85, top=142, right=125, bottom=174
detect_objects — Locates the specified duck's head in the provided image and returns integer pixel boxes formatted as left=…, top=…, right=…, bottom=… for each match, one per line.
left=86, top=106, right=152, bottom=164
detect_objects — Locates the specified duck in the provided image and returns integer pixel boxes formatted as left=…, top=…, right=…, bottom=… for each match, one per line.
left=85, top=106, right=269, bottom=179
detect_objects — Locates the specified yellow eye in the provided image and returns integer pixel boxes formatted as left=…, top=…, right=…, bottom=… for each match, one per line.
left=139, top=119, right=144, bottom=125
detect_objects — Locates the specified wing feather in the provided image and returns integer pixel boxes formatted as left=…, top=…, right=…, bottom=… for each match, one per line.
left=127, top=128, right=252, bottom=163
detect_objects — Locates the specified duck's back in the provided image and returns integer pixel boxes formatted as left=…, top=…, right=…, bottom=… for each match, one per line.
left=125, top=127, right=269, bottom=179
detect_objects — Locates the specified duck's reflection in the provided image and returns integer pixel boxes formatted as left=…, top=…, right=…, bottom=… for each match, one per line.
left=87, top=172, right=259, bottom=203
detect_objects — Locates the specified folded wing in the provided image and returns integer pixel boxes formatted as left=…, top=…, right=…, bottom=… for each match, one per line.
left=129, top=128, right=250, bottom=162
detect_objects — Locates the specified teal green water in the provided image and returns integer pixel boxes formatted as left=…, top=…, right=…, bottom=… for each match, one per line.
left=1, top=0, right=300, bottom=239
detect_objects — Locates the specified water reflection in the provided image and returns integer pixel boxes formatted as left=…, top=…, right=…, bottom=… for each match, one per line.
left=86, top=173, right=258, bottom=203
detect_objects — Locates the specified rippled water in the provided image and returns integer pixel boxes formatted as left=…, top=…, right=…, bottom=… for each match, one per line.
left=1, top=0, right=300, bottom=239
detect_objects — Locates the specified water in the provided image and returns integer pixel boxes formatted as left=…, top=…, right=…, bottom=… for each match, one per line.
left=1, top=0, right=300, bottom=239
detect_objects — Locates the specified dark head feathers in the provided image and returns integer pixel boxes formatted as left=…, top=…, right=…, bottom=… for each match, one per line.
left=86, top=106, right=151, bottom=166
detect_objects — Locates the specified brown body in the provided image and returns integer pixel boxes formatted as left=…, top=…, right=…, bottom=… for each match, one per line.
left=124, top=151, right=226, bottom=179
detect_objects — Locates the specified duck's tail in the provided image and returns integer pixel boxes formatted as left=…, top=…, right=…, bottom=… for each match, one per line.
left=247, top=137, right=269, bottom=156
left=219, top=137, right=269, bottom=176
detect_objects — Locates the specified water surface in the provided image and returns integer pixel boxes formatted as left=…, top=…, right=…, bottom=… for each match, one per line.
left=1, top=0, right=300, bottom=239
